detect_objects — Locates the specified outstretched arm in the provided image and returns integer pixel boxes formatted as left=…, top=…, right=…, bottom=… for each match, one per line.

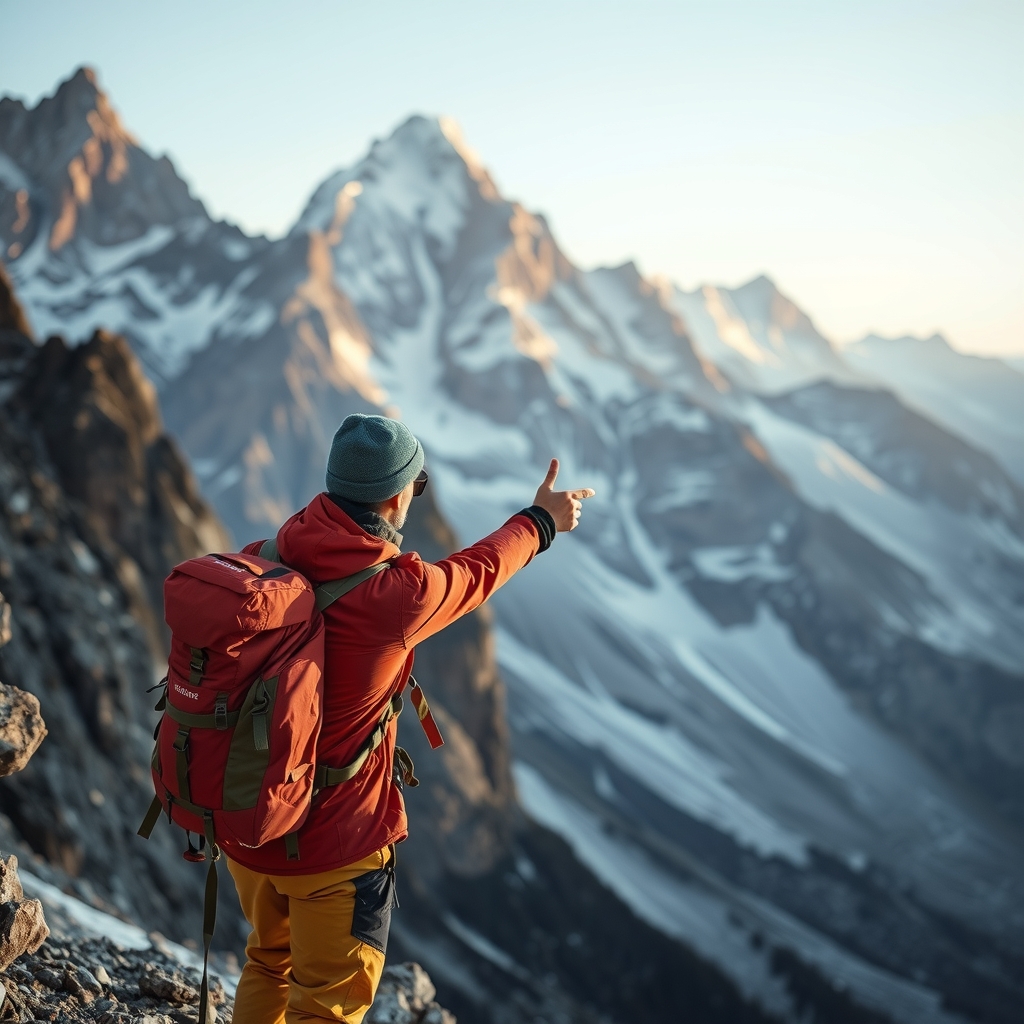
left=401, top=458, right=596, bottom=646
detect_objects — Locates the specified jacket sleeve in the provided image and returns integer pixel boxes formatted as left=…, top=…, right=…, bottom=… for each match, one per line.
left=399, top=514, right=541, bottom=647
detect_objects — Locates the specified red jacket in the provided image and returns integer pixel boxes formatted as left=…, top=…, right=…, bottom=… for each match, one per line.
left=219, top=493, right=541, bottom=874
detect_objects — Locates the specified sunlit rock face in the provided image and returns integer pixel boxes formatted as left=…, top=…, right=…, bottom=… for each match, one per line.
left=0, top=67, right=271, bottom=386
left=5, top=69, right=1024, bottom=1024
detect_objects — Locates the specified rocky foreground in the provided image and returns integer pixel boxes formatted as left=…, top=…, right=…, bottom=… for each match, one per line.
left=0, top=677, right=455, bottom=1024
left=1, top=933, right=452, bottom=1023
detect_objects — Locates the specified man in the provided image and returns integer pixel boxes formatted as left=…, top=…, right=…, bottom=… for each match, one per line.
left=220, top=413, right=595, bottom=1024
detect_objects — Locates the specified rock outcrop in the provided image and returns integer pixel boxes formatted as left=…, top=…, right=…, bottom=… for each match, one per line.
left=367, top=963, right=455, bottom=1024
left=0, top=677, right=45, bottom=779
left=0, top=854, right=48, bottom=972
left=0, top=580, right=49, bottom=977
left=0, top=262, right=243, bottom=952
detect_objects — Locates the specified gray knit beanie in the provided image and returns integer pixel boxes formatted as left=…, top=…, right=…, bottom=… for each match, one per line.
left=325, top=414, right=425, bottom=504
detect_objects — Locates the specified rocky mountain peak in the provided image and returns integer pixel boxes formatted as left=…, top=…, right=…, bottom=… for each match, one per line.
left=729, top=273, right=827, bottom=343
left=0, top=67, right=204, bottom=259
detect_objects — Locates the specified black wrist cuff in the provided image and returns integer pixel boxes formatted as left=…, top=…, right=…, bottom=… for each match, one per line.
left=518, top=506, right=557, bottom=552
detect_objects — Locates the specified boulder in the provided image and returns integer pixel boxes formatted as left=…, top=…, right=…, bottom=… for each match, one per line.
left=366, top=962, right=456, bottom=1024
left=0, top=854, right=49, bottom=970
left=0, top=679, right=47, bottom=778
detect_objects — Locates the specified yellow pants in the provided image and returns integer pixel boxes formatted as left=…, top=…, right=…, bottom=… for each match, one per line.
left=227, top=847, right=395, bottom=1024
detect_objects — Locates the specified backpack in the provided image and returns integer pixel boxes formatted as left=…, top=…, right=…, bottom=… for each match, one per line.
left=136, top=545, right=395, bottom=1022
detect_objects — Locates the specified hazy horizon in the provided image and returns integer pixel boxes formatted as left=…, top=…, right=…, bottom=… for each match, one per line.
left=2, top=0, right=1022, bottom=357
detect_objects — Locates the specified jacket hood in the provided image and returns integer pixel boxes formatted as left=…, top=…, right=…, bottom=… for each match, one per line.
left=275, top=493, right=400, bottom=583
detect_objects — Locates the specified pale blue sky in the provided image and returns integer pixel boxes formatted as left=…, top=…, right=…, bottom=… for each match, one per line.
left=2, top=0, right=1022, bottom=354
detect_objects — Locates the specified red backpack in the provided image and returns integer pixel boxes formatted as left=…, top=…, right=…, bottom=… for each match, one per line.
left=137, top=547, right=391, bottom=1022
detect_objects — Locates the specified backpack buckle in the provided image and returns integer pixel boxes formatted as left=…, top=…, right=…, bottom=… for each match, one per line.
left=214, top=692, right=229, bottom=731
left=188, top=647, right=207, bottom=686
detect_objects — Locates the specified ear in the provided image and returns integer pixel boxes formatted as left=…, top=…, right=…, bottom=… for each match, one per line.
left=382, top=491, right=402, bottom=512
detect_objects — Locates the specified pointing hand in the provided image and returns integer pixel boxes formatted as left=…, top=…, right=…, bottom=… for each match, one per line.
left=533, top=458, right=596, bottom=533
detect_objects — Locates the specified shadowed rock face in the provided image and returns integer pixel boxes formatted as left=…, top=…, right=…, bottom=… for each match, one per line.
left=0, top=271, right=244, bottom=949
left=14, top=328, right=229, bottom=654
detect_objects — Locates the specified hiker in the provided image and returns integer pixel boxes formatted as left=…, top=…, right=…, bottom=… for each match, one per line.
left=221, top=414, right=595, bottom=1023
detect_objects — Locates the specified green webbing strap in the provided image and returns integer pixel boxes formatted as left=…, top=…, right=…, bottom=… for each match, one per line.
left=137, top=795, right=162, bottom=839
left=173, top=727, right=191, bottom=804
left=153, top=788, right=213, bottom=821
left=313, top=563, right=390, bottom=611
left=197, top=813, right=220, bottom=1024
left=314, top=693, right=403, bottom=790
left=284, top=832, right=300, bottom=861
left=259, top=539, right=390, bottom=611
left=315, top=750, right=371, bottom=789
left=251, top=678, right=270, bottom=752
left=189, top=647, right=207, bottom=688
left=163, top=703, right=241, bottom=731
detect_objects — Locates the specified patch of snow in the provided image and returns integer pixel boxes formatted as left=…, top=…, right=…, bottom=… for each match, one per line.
left=0, top=153, right=30, bottom=192
left=79, top=227, right=176, bottom=278
left=68, top=538, right=100, bottom=575
left=692, top=543, right=793, bottom=582
left=514, top=764, right=965, bottom=1024
left=221, top=239, right=251, bottom=261
left=743, top=398, right=1024, bottom=668
left=441, top=914, right=529, bottom=981
left=498, top=624, right=811, bottom=864
left=845, top=334, right=1024, bottom=487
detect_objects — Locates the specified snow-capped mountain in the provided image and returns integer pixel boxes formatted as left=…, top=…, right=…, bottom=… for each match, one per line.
left=844, top=332, right=1024, bottom=487
left=669, top=275, right=856, bottom=394
left=4, top=69, right=1024, bottom=1024
left=0, top=67, right=272, bottom=386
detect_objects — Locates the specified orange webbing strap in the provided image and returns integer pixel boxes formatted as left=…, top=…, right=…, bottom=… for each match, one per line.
left=408, top=677, right=444, bottom=749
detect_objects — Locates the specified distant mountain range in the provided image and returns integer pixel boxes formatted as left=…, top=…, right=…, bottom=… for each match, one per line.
left=3, top=67, right=1024, bottom=1024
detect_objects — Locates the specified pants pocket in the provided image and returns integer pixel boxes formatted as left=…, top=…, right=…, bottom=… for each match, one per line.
left=351, top=863, right=397, bottom=954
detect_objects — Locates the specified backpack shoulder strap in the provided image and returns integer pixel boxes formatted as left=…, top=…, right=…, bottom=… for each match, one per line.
left=258, top=538, right=390, bottom=611
left=313, top=562, right=390, bottom=611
